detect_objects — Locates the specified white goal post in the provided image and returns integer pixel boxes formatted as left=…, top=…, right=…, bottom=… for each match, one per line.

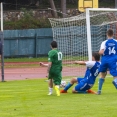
left=1, top=2, right=4, bottom=82
left=86, top=8, right=117, bottom=61
left=49, top=8, right=117, bottom=78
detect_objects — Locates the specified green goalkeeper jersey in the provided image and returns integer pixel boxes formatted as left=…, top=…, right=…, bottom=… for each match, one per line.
left=48, top=49, right=62, bottom=72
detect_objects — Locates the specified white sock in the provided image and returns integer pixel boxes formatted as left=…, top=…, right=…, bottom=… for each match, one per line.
left=49, top=87, right=53, bottom=94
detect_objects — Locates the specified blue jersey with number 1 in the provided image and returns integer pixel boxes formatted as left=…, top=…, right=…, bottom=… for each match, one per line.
left=75, top=61, right=100, bottom=91
left=83, top=61, right=100, bottom=84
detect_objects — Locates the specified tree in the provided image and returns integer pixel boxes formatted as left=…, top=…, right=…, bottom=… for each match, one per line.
left=49, top=0, right=58, bottom=18
left=61, top=0, right=67, bottom=18
left=115, top=0, right=117, bottom=8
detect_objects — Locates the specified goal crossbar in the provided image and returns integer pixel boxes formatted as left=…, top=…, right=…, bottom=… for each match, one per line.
left=86, top=8, right=117, bottom=12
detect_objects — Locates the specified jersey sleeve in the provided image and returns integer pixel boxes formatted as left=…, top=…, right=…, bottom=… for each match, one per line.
left=100, top=40, right=106, bottom=50
left=48, top=51, right=52, bottom=62
left=114, top=39, right=117, bottom=42
left=85, top=61, right=96, bottom=69
left=48, top=51, right=54, bottom=62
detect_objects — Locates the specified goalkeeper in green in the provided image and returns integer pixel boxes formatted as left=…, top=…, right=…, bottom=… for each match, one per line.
left=40, top=41, right=62, bottom=96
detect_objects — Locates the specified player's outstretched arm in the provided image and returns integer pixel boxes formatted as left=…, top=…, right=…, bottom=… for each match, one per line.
left=74, top=61, right=86, bottom=65
left=39, top=62, right=49, bottom=67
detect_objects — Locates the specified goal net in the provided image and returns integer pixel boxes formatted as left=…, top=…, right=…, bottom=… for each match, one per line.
left=49, top=8, right=117, bottom=80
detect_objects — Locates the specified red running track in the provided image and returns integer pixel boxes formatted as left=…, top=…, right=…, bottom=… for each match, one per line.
left=0, top=67, right=85, bottom=81
left=0, top=62, right=85, bottom=81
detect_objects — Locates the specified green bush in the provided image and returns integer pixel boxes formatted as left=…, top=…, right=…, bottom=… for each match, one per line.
left=4, top=8, right=51, bottom=30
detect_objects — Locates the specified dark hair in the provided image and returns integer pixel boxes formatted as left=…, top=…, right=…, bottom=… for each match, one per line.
left=51, top=41, right=57, bottom=48
left=107, top=29, right=113, bottom=37
left=92, top=52, right=100, bottom=61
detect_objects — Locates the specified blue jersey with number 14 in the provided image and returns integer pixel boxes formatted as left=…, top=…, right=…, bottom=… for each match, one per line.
left=99, top=39, right=117, bottom=76
left=101, top=39, right=117, bottom=56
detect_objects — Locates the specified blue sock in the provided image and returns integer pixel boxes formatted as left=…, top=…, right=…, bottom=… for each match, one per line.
left=64, top=82, right=73, bottom=91
left=98, top=78, right=105, bottom=91
left=112, top=78, right=117, bottom=89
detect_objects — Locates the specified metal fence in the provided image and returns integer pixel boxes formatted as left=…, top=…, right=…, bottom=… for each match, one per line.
left=2, top=26, right=110, bottom=58
left=3, top=28, right=53, bottom=57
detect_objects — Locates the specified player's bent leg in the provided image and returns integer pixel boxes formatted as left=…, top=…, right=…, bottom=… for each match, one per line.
left=70, top=78, right=78, bottom=84
left=61, top=77, right=77, bottom=93
left=61, top=82, right=73, bottom=92
left=72, top=88, right=78, bottom=93
left=72, top=86, right=87, bottom=94
left=72, top=89, right=87, bottom=93
left=73, top=81, right=88, bottom=94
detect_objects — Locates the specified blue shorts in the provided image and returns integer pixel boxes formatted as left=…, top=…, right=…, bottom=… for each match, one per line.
left=99, top=56, right=117, bottom=77
left=74, top=78, right=93, bottom=92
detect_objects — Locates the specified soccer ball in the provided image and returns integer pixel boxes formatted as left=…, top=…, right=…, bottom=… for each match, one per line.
left=60, top=81, right=67, bottom=88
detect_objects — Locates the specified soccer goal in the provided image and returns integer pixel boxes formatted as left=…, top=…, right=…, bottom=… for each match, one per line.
left=49, top=8, right=117, bottom=79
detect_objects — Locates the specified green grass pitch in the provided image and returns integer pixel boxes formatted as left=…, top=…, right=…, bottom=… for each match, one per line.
left=0, top=76, right=117, bottom=117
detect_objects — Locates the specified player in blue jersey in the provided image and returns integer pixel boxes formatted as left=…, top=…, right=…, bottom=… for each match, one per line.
left=97, top=29, right=117, bottom=95
left=60, top=52, right=100, bottom=94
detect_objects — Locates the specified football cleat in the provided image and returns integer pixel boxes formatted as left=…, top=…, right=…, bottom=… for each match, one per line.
left=97, top=90, right=101, bottom=95
left=47, top=92, right=52, bottom=95
left=60, top=90, right=67, bottom=93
